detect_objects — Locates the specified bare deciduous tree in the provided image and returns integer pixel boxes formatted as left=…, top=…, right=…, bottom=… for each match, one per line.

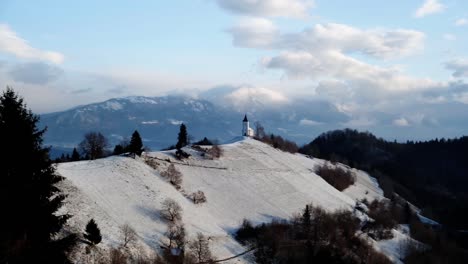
left=188, top=233, right=212, bottom=263
left=161, top=198, right=182, bottom=222
left=164, top=223, right=186, bottom=252
left=120, top=224, right=138, bottom=248
left=79, top=132, right=109, bottom=160
left=161, top=164, right=183, bottom=188
left=206, top=145, right=223, bottom=159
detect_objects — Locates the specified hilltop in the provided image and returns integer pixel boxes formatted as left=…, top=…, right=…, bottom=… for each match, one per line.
left=56, top=137, right=408, bottom=263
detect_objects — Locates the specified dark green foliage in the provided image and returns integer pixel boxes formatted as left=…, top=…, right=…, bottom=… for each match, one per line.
left=113, top=144, right=125, bottom=155
left=176, top=123, right=188, bottom=150
left=0, top=88, right=75, bottom=263
left=84, top=219, right=102, bottom=245
left=300, top=129, right=468, bottom=230
left=128, top=130, right=144, bottom=156
left=71, top=147, right=80, bottom=161
left=194, top=137, right=213, bottom=145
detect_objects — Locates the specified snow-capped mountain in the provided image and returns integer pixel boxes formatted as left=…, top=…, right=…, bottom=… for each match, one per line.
left=56, top=138, right=410, bottom=263
left=40, top=91, right=348, bottom=154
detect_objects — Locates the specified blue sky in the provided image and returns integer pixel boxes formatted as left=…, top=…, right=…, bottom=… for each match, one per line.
left=1, top=0, right=468, bottom=139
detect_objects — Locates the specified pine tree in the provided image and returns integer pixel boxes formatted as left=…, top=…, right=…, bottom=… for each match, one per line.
left=128, top=130, right=143, bottom=156
left=176, top=123, right=188, bottom=150
left=0, top=88, right=76, bottom=263
left=71, top=147, right=80, bottom=161
left=84, top=219, right=102, bottom=245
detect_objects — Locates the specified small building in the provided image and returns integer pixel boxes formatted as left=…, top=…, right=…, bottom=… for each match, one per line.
left=242, top=114, right=255, bottom=137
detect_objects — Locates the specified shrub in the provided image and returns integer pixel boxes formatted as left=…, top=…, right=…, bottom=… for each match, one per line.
left=363, top=200, right=397, bottom=240
left=161, top=164, right=183, bottom=188
left=190, top=191, right=207, bottom=204
left=315, top=163, right=356, bottom=191
left=206, top=145, right=223, bottom=159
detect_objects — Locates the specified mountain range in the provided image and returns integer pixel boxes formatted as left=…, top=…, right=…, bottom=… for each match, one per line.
left=40, top=87, right=347, bottom=155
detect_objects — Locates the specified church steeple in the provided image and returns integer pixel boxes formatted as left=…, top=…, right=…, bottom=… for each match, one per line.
left=242, top=114, right=253, bottom=137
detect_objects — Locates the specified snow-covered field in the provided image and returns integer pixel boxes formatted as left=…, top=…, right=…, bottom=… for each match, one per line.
left=57, top=137, right=405, bottom=263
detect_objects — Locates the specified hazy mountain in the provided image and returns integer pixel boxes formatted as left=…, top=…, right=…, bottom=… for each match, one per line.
left=40, top=90, right=348, bottom=155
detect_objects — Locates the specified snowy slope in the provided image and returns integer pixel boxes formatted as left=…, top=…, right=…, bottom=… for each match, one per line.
left=57, top=137, right=387, bottom=262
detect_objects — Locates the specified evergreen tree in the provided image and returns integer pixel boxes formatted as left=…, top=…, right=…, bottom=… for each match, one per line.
left=113, top=144, right=125, bottom=155
left=71, top=147, right=80, bottom=161
left=83, top=219, right=102, bottom=245
left=128, top=130, right=143, bottom=156
left=302, top=204, right=311, bottom=235
left=176, top=123, right=188, bottom=150
left=0, top=88, right=75, bottom=263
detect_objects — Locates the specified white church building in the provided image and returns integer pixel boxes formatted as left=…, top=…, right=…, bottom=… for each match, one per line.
left=242, top=114, right=255, bottom=137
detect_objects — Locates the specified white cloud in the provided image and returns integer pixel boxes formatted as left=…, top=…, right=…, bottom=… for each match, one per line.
left=225, top=86, right=288, bottom=103
left=230, top=22, right=425, bottom=59
left=0, top=24, right=64, bottom=64
left=443, top=34, right=456, bottom=41
left=393, top=117, right=410, bottom=126
left=215, top=0, right=314, bottom=18
left=445, top=59, right=468, bottom=78
left=414, top=0, right=445, bottom=18
left=299, top=118, right=322, bottom=126
left=455, top=18, right=468, bottom=26
left=227, top=17, right=278, bottom=48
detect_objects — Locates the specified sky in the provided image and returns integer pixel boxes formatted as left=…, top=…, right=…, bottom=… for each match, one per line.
left=1, top=0, right=468, bottom=139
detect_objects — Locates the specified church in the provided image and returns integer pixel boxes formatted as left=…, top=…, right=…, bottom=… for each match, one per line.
left=242, top=114, right=255, bottom=137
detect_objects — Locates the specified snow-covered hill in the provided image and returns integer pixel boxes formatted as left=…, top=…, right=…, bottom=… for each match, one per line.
left=57, top=137, right=407, bottom=263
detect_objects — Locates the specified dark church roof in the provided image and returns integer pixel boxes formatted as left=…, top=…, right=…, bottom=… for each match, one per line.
left=243, top=114, right=248, bottom=122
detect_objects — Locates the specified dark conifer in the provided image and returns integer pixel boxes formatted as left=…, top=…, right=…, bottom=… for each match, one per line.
left=71, top=147, right=80, bottom=161
left=128, top=130, right=144, bottom=156
left=84, top=219, right=102, bottom=245
left=176, top=123, right=188, bottom=150
left=0, top=88, right=76, bottom=263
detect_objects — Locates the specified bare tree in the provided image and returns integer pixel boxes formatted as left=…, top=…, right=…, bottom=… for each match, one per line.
left=161, top=198, right=182, bottom=222
left=164, top=223, right=186, bottom=252
left=188, top=233, right=212, bottom=263
left=161, top=164, right=183, bottom=188
left=120, top=224, right=138, bottom=248
left=79, top=132, right=109, bottom=160
left=254, top=121, right=266, bottom=139
left=206, top=144, right=223, bottom=159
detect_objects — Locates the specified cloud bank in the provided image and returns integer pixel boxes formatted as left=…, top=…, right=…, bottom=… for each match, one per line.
left=0, top=24, right=64, bottom=64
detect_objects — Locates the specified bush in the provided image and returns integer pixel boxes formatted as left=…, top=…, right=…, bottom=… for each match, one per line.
left=315, top=163, right=356, bottom=191
left=257, top=133, right=299, bottom=153
left=190, top=191, right=207, bottom=204
left=206, top=145, right=223, bottom=159
left=161, top=164, right=183, bottom=188
left=363, top=200, right=397, bottom=240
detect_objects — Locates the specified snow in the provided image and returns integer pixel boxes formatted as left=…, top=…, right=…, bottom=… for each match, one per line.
left=417, top=213, right=440, bottom=226
left=57, top=137, right=388, bottom=262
